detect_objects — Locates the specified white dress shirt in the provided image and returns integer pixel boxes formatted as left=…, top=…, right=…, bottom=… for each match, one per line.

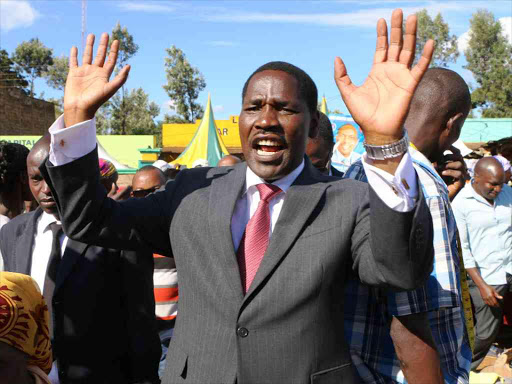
left=30, top=211, right=68, bottom=292
left=48, top=115, right=418, bottom=250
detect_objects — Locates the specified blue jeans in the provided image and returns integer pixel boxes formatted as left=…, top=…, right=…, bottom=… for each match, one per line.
left=158, top=326, right=174, bottom=379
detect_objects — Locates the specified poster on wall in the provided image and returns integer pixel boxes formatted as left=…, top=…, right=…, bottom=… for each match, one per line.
left=328, top=114, right=365, bottom=174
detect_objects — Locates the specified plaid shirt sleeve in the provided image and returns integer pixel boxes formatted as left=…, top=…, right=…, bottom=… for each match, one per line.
left=343, top=157, right=471, bottom=384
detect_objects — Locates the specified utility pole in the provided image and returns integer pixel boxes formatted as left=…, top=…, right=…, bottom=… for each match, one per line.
left=81, top=0, right=87, bottom=55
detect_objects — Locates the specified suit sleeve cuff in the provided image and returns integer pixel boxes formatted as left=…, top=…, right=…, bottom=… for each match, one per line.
left=49, top=115, right=97, bottom=165
left=361, top=151, right=418, bottom=212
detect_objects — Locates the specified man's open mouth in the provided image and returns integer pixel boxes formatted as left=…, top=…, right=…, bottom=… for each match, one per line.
left=254, top=139, right=285, bottom=157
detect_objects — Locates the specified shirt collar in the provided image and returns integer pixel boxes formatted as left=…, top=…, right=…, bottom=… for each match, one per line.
left=469, top=182, right=495, bottom=206
left=37, top=210, right=61, bottom=234
left=244, top=159, right=305, bottom=196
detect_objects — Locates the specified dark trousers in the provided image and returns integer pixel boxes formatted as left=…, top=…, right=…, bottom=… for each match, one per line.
left=469, top=273, right=512, bottom=370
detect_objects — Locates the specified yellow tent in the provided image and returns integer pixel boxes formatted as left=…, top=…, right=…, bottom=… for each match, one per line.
left=320, top=96, right=328, bottom=115
left=171, top=94, right=229, bottom=168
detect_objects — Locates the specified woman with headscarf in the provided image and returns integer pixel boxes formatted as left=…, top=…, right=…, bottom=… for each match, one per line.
left=0, top=271, right=52, bottom=384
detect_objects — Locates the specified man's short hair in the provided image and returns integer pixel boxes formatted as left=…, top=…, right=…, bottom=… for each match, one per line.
left=316, top=112, right=334, bottom=146
left=410, top=68, right=471, bottom=121
left=135, top=165, right=166, bottom=178
left=0, top=141, right=29, bottom=192
left=242, top=61, right=318, bottom=115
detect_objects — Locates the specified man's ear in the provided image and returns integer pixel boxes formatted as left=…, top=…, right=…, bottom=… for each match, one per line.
left=446, top=112, right=465, bottom=136
left=308, top=110, right=320, bottom=139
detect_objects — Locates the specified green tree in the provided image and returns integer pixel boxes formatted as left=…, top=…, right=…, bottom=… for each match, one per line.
left=413, top=10, right=459, bottom=67
left=163, top=45, right=206, bottom=122
left=12, top=38, right=54, bottom=97
left=163, top=113, right=189, bottom=124
left=96, top=103, right=113, bottom=135
left=465, top=10, right=512, bottom=117
left=43, top=55, right=69, bottom=91
left=0, top=49, right=28, bottom=94
left=109, top=87, right=160, bottom=135
left=110, top=23, right=139, bottom=134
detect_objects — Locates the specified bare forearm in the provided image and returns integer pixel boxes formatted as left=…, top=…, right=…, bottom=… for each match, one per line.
left=466, top=268, right=486, bottom=289
left=391, top=313, right=443, bottom=384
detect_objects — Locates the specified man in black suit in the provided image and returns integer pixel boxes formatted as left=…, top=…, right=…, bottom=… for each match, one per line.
left=43, top=9, right=435, bottom=384
left=306, top=112, right=344, bottom=177
left=0, top=136, right=161, bottom=384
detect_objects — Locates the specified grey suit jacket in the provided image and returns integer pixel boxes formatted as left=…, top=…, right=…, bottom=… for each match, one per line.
left=43, top=149, right=433, bottom=384
left=0, top=208, right=161, bottom=384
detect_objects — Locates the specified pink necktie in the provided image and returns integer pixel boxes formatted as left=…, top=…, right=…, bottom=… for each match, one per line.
left=237, top=183, right=282, bottom=294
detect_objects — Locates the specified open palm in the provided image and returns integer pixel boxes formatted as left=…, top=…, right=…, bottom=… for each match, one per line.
left=335, top=9, right=434, bottom=144
left=63, top=33, right=130, bottom=127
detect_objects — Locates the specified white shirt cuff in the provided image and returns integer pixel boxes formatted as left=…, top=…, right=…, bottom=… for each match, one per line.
left=49, top=115, right=97, bottom=166
left=361, top=151, right=418, bottom=212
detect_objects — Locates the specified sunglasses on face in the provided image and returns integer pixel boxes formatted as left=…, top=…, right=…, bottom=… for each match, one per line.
left=131, top=186, right=161, bottom=198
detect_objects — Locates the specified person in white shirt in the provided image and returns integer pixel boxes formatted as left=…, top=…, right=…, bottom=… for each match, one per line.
left=453, top=156, right=512, bottom=370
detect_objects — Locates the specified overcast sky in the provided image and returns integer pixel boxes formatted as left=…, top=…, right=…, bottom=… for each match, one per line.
left=1, top=0, right=511, bottom=120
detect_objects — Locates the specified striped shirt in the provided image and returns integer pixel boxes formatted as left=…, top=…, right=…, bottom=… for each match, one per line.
left=343, top=148, right=472, bottom=384
left=153, top=254, right=178, bottom=321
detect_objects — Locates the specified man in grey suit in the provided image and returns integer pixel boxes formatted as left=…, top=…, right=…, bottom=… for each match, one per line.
left=42, top=9, right=435, bottom=384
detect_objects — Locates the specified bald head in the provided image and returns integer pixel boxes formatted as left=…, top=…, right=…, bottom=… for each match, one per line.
left=217, top=155, right=241, bottom=167
left=405, top=68, right=471, bottom=161
left=473, top=157, right=505, bottom=202
left=474, top=157, right=504, bottom=178
left=27, top=135, right=50, bottom=166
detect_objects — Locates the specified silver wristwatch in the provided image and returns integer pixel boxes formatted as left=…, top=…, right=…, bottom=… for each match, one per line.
left=363, top=131, right=409, bottom=160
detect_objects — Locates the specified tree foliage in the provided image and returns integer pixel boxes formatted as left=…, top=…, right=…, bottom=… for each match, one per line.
left=109, top=87, right=160, bottom=135
left=111, top=22, right=139, bottom=68
left=163, top=45, right=206, bottom=123
left=465, top=10, right=512, bottom=117
left=12, top=38, right=53, bottom=97
left=413, top=10, right=459, bottom=68
left=109, top=23, right=139, bottom=134
left=43, top=55, right=69, bottom=91
left=0, top=49, right=28, bottom=94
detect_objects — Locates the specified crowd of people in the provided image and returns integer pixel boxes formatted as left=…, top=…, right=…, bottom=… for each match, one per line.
left=1, top=8, right=511, bottom=384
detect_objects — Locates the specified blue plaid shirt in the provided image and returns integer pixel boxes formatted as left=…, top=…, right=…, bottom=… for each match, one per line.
left=343, top=149, right=472, bottom=384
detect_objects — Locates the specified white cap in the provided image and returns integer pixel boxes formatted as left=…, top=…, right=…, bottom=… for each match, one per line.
left=192, top=159, right=210, bottom=168
left=153, top=160, right=172, bottom=172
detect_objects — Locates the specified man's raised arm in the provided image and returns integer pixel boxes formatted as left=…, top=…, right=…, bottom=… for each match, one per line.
left=42, top=33, right=173, bottom=255
left=335, top=9, right=434, bottom=200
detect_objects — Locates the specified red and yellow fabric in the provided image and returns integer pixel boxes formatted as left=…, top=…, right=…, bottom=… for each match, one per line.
left=98, top=158, right=117, bottom=179
left=0, top=272, right=52, bottom=374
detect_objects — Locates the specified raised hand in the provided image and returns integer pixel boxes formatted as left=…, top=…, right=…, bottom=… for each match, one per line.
left=334, top=9, right=434, bottom=145
left=63, top=33, right=130, bottom=128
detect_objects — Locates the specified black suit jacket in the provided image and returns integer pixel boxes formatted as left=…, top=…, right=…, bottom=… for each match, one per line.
left=43, top=149, right=433, bottom=384
left=0, top=208, right=161, bottom=384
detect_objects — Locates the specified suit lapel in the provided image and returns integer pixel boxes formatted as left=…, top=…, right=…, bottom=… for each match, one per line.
left=208, top=163, right=247, bottom=301
left=243, top=160, right=329, bottom=303
left=14, top=209, right=41, bottom=275
left=55, top=238, right=88, bottom=293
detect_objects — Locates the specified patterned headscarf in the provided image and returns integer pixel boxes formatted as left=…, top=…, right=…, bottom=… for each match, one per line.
left=98, top=158, right=117, bottom=180
left=0, top=272, right=52, bottom=374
